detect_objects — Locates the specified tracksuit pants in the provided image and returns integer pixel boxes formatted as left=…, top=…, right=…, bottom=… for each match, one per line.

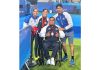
left=43, top=41, right=59, bottom=60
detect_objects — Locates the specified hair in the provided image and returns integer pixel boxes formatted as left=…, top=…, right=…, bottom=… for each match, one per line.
left=49, top=17, right=55, bottom=21
left=33, top=8, right=38, bottom=12
left=42, top=8, right=49, bottom=12
left=56, top=4, right=63, bottom=8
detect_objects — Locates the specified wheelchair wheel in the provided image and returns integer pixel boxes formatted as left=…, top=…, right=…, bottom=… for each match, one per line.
left=55, top=52, right=62, bottom=67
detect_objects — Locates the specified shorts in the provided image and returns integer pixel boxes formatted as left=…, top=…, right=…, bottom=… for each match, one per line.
left=61, top=31, right=74, bottom=44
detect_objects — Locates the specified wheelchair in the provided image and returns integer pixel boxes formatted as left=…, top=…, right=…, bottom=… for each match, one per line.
left=36, top=37, right=63, bottom=66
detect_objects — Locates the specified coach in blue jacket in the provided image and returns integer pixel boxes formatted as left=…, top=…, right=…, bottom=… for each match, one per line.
left=54, top=4, right=75, bottom=65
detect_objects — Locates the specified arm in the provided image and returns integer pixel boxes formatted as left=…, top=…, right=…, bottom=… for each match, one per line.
left=64, top=12, right=73, bottom=30
left=23, top=22, right=28, bottom=28
left=23, top=15, right=31, bottom=28
left=39, top=25, right=48, bottom=37
left=59, top=31, right=65, bottom=38
left=55, top=24, right=64, bottom=31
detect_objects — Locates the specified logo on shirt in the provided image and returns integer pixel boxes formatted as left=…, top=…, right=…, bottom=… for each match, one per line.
left=63, top=18, right=65, bottom=20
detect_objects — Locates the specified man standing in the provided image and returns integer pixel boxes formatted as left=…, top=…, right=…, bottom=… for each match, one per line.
left=54, top=4, right=75, bottom=65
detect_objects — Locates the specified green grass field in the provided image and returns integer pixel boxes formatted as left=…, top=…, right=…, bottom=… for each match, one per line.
left=30, top=38, right=81, bottom=70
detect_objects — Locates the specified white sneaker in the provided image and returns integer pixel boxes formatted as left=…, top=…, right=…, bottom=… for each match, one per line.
left=46, top=59, right=51, bottom=65
left=50, top=57, right=55, bottom=65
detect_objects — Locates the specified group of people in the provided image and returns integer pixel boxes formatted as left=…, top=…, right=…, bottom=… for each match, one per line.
left=23, top=4, right=75, bottom=66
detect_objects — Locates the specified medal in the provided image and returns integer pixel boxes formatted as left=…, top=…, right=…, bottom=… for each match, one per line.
left=51, top=32, right=54, bottom=36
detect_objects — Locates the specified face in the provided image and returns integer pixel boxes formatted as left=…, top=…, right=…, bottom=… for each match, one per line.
left=32, top=9, right=38, bottom=17
left=56, top=6, right=63, bottom=14
left=42, top=10, right=48, bottom=17
left=49, top=18, right=55, bottom=26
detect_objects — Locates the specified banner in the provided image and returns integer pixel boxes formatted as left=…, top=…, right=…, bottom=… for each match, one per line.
left=19, top=26, right=31, bottom=69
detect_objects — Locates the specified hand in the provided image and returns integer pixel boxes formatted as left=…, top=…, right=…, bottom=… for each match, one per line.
left=59, top=28, right=64, bottom=31
left=55, top=32, right=59, bottom=37
left=46, top=32, right=51, bottom=37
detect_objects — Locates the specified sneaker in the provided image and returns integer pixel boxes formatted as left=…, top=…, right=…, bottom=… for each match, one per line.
left=70, top=59, right=75, bottom=65
left=50, top=57, right=55, bottom=65
left=46, top=59, right=51, bottom=65
left=62, top=55, right=68, bottom=61
left=32, top=60, right=37, bottom=65
left=28, top=60, right=37, bottom=67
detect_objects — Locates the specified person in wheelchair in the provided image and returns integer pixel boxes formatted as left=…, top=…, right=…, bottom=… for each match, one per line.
left=39, top=17, right=65, bottom=65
